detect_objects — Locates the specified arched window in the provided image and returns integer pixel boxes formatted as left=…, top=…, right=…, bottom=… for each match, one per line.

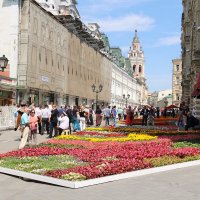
left=133, top=65, right=136, bottom=72
left=139, top=65, right=142, bottom=73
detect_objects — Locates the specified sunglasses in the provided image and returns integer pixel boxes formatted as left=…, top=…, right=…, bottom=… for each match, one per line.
left=31, top=112, right=35, bottom=113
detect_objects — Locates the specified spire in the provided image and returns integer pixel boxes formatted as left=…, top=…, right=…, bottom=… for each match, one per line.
left=133, top=29, right=140, bottom=43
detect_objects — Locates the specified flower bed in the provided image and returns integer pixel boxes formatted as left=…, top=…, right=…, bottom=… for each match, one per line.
left=86, top=127, right=199, bottom=135
left=119, top=117, right=178, bottom=126
left=1, top=128, right=200, bottom=182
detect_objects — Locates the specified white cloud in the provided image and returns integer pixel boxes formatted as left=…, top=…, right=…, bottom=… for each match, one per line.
left=121, top=46, right=130, bottom=55
left=79, top=0, right=151, bottom=13
left=155, top=35, right=181, bottom=47
left=85, top=14, right=155, bottom=32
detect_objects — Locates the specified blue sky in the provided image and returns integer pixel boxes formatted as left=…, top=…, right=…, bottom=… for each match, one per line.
left=77, top=0, right=182, bottom=92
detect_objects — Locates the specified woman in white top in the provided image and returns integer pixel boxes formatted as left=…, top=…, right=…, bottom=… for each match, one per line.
left=58, top=111, right=69, bottom=135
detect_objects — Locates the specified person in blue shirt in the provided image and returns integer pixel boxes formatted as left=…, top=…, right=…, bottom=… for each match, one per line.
left=19, top=107, right=30, bottom=149
left=111, top=106, right=117, bottom=127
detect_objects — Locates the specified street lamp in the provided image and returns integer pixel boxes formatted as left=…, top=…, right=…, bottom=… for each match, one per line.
left=0, top=55, right=9, bottom=72
left=91, top=84, right=103, bottom=110
left=123, top=94, right=130, bottom=108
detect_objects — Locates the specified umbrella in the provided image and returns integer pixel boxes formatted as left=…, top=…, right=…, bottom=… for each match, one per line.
left=165, top=104, right=178, bottom=109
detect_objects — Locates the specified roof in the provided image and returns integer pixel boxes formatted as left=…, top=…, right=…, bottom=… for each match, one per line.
left=133, top=29, right=140, bottom=43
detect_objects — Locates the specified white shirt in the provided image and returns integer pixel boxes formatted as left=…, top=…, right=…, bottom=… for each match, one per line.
left=35, top=107, right=42, bottom=117
left=58, top=116, right=69, bottom=130
left=41, top=108, right=51, bottom=119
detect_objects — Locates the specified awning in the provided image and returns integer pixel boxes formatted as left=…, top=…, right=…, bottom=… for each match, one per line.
left=165, top=104, right=179, bottom=109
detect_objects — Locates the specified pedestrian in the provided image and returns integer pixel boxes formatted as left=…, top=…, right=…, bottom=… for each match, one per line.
left=176, top=108, right=185, bottom=131
left=19, top=107, right=30, bottom=149
left=117, top=107, right=123, bottom=121
left=126, top=106, right=134, bottom=126
left=58, top=111, right=69, bottom=135
left=111, top=106, right=117, bottom=126
left=29, top=109, right=38, bottom=145
left=84, top=105, right=90, bottom=127
left=89, top=106, right=94, bottom=126
left=79, top=106, right=86, bottom=131
left=72, top=105, right=80, bottom=132
left=35, top=105, right=42, bottom=134
left=185, top=111, right=200, bottom=131
left=14, top=102, right=26, bottom=131
left=95, top=105, right=102, bottom=126
left=156, top=107, right=160, bottom=118
left=66, top=105, right=73, bottom=134
left=104, top=105, right=111, bottom=126
left=41, top=105, right=51, bottom=135
left=172, top=109, right=176, bottom=118
left=140, top=106, right=149, bottom=126
left=49, top=105, right=59, bottom=138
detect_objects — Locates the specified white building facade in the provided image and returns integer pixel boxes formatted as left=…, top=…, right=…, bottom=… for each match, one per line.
left=128, top=30, right=148, bottom=105
left=0, top=0, right=148, bottom=108
left=111, top=64, right=140, bottom=108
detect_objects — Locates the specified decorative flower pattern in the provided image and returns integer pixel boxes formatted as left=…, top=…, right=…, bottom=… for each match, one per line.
left=1, top=126, right=200, bottom=181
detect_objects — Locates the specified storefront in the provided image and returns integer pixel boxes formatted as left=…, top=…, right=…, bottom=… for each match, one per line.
left=0, top=76, right=17, bottom=106
left=0, top=90, right=15, bottom=106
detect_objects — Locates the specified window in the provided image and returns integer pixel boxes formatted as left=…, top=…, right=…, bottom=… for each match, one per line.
left=133, top=65, right=136, bottom=72
left=39, top=52, right=41, bottom=62
left=176, top=65, right=179, bottom=71
left=176, top=77, right=179, bottom=84
left=139, top=65, right=142, bottom=73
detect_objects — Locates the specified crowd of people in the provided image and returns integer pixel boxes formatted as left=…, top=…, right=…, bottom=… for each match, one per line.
left=12, top=101, right=200, bottom=149
left=177, top=108, right=200, bottom=131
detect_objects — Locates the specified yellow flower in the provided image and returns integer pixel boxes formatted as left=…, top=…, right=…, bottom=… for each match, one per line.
left=56, top=133, right=157, bottom=142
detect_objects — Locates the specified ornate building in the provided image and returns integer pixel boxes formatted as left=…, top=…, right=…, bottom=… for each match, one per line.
left=181, top=0, right=200, bottom=118
left=0, top=0, right=148, bottom=108
left=101, top=30, right=148, bottom=108
left=128, top=30, right=148, bottom=105
left=172, top=58, right=182, bottom=107
left=0, top=0, right=112, bottom=106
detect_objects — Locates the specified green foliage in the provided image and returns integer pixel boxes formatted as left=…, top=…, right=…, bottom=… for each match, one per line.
left=146, top=155, right=200, bottom=167
left=61, top=172, right=86, bottom=181
left=34, top=143, right=84, bottom=149
left=173, top=140, right=200, bottom=148
left=0, top=155, right=85, bottom=174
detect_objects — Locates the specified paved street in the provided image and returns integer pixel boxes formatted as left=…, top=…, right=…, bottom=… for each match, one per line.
left=1, top=130, right=200, bottom=200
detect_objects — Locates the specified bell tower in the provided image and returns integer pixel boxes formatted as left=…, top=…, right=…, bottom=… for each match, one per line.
left=128, top=30, right=145, bottom=79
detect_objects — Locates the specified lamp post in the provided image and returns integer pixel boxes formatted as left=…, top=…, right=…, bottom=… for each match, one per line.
left=91, top=84, right=103, bottom=110
left=123, top=94, right=130, bottom=108
left=0, top=55, right=9, bottom=72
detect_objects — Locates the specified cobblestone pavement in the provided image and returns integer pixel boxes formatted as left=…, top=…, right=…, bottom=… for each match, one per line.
left=1, top=130, right=200, bottom=200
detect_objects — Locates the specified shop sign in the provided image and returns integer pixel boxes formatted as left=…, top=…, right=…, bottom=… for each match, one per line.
left=41, top=76, right=49, bottom=83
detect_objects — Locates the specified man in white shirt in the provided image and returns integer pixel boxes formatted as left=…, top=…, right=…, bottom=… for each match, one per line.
left=58, top=111, right=69, bottom=135
left=41, top=105, right=51, bottom=135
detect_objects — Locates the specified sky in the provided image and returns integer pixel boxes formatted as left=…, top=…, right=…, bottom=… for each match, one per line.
left=76, top=0, right=182, bottom=93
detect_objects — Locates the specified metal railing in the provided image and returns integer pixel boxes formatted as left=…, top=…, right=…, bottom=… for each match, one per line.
left=0, top=106, right=16, bottom=130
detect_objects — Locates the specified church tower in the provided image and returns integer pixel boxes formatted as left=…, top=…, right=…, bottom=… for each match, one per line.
left=128, top=30, right=145, bottom=79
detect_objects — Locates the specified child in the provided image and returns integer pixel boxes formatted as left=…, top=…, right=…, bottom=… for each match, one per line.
left=29, top=109, right=38, bottom=145
left=147, top=113, right=155, bottom=126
